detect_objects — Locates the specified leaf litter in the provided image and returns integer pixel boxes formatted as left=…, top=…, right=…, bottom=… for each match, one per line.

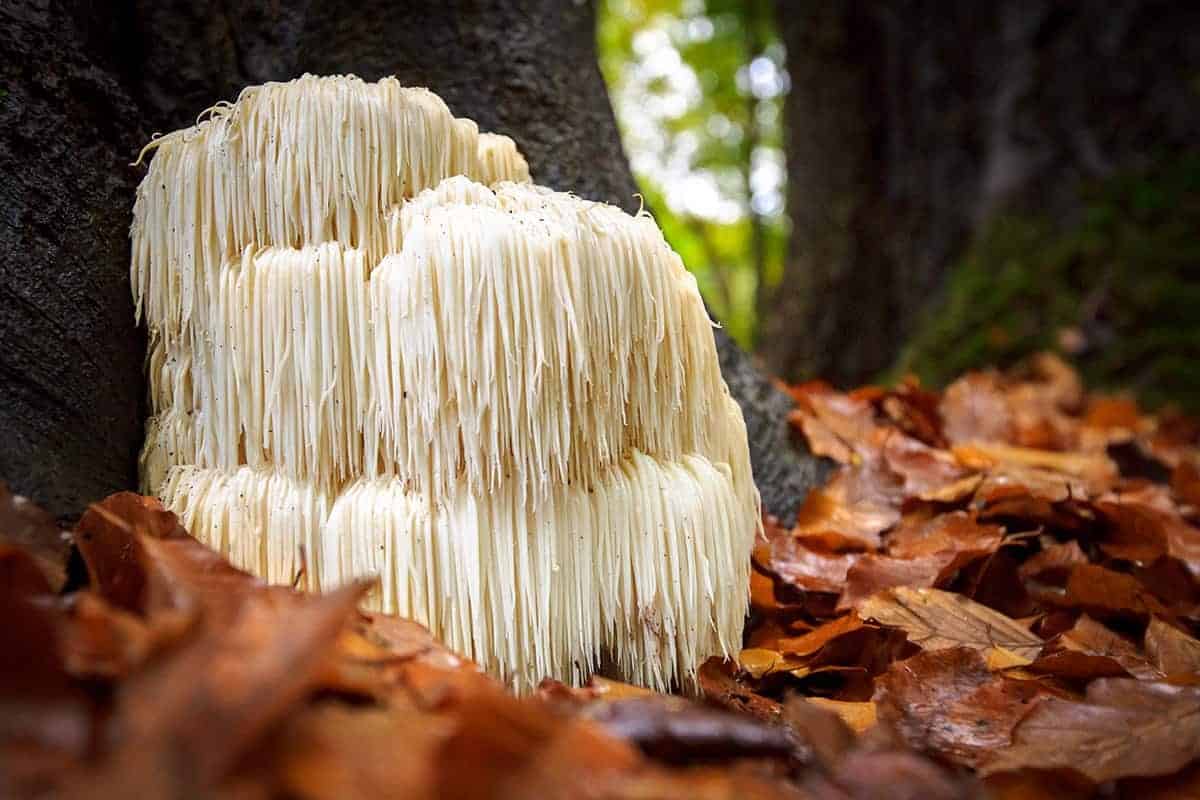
left=2, top=352, right=1199, bottom=797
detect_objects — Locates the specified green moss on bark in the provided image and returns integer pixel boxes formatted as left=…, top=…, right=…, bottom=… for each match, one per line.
left=895, top=155, right=1200, bottom=411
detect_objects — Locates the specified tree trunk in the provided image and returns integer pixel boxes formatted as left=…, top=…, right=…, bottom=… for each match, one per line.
left=763, top=0, right=1200, bottom=386
left=2, top=0, right=824, bottom=522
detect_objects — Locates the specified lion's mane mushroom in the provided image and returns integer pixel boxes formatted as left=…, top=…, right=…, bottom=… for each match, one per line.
left=132, top=74, right=760, bottom=691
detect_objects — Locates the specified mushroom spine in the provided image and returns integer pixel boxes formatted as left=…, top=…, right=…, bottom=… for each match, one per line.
left=133, top=74, right=760, bottom=692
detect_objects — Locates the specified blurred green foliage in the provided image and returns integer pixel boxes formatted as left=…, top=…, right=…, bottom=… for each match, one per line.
left=598, top=0, right=785, bottom=346
left=895, top=155, right=1200, bottom=411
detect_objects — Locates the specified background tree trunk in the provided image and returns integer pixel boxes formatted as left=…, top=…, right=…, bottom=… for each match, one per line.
left=762, top=0, right=1200, bottom=387
left=2, top=0, right=824, bottom=522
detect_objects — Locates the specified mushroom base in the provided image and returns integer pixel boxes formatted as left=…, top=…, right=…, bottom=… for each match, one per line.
left=158, top=450, right=755, bottom=693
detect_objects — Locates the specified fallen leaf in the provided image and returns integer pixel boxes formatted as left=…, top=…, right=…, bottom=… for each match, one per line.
left=982, top=769, right=1096, bottom=800
left=738, top=648, right=806, bottom=680
left=880, top=432, right=970, bottom=497
left=697, top=658, right=783, bottom=724
left=886, top=511, right=1005, bottom=560
left=953, top=442, right=1116, bottom=488
left=838, top=553, right=955, bottom=611
left=875, top=647, right=1050, bottom=768
left=0, top=546, right=91, bottom=779
left=774, top=614, right=865, bottom=657
left=859, top=587, right=1043, bottom=662
left=791, top=465, right=902, bottom=550
left=584, top=697, right=795, bottom=765
left=821, top=748, right=978, bottom=800
left=780, top=695, right=855, bottom=766
left=1083, top=395, right=1142, bottom=434
left=880, top=381, right=947, bottom=448
left=802, top=697, right=877, bottom=734
left=983, top=680, right=1200, bottom=784
left=766, top=533, right=860, bottom=595
left=1097, top=499, right=1179, bottom=565
left=940, top=372, right=1015, bottom=446
left=1173, top=461, right=1200, bottom=509
left=269, top=702, right=447, bottom=799
left=1028, top=563, right=1171, bottom=621
left=0, top=483, right=69, bottom=591
left=85, top=583, right=369, bottom=794
left=1144, top=617, right=1200, bottom=678
left=788, top=385, right=879, bottom=464
left=1043, top=615, right=1161, bottom=681
left=1018, top=540, right=1088, bottom=580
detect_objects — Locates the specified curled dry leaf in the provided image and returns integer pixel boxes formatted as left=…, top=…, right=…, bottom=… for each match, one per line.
left=1017, top=539, right=1089, bottom=580
left=1027, top=563, right=1171, bottom=621
left=983, top=680, right=1200, bottom=784
left=859, top=586, right=1044, bottom=662
left=787, top=384, right=880, bottom=464
left=1097, top=498, right=1200, bottom=574
left=698, top=657, right=784, bottom=724
left=791, top=465, right=902, bottom=550
left=1033, top=615, right=1162, bottom=681
left=1144, top=617, right=1200, bottom=678
left=765, top=528, right=860, bottom=595
left=953, top=442, right=1117, bottom=489
left=885, top=511, right=1005, bottom=560
left=838, top=553, right=956, bottom=611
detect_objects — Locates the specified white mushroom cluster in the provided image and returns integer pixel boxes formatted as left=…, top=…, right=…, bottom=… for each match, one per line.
left=132, top=74, right=759, bottom=691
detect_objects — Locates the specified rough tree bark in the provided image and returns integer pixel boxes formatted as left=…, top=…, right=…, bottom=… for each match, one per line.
left=762, top=0, right=1200, bottom=386
left=2, top=0, right=824, bottom=522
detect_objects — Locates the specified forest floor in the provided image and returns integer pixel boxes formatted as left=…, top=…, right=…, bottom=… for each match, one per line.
left=4, top=353, right=1200, bottom=799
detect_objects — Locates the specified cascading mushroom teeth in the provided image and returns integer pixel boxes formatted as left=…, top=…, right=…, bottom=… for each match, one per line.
left=133, top=74, right=761, bottom=693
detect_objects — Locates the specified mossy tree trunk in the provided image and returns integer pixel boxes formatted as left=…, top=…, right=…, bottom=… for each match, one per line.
left=762, top=0, right=1200, bottom=387
left=2, top=0, right=824, bottom=521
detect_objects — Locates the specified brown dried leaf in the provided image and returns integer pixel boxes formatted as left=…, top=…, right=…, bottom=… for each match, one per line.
left=940, top=372, right=1015, bottom=445
left=775, top=614, right=866, bottom=658
left=1173, top=461, right=1200, bottom=509
left=0, top=483, right=68, bottom=591
left=0, top=546, right=92, bottom=776
left=737, top=648, right=807, bottom=680
left=86, top=583, right=368, bottom=794
left=860, top=586, right=1043, bottom=662
left=953, top=442, right=1117, bottom=488
left=1028, top=563, right=1171, bottom=621
left=880, top=379, right=947, bottom=448
left=788, top=384, right=880, bottom=464
left=269, top=703, right=448, bottom=799
left=584, top=697, right=795, bottom=765
left=1046, top=615, right=1162, bottom=681
left=1144, top=617, right=1200, bottom=678
left=983, top=680, right=1200, bottom=784
left=791, top=465, right=902, bottom=550
left=767, top=533, right=860, bottom=595
left=802, top=698, right=877, bottom=735
left=875, top=647, right=1050, bottom=768
left=1097, top=499, right=1182, bottom=566
left=880, top=432, right=970, bottom=497
left=697, top=658, right=783, bottom=725
left=839, top=553, right=954, bottom=611
left=820, top=748, right=979, bottom=800
left=886, top=511, right=1005, bottom=560
left=1018, top=540, right=1089, bottom=580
